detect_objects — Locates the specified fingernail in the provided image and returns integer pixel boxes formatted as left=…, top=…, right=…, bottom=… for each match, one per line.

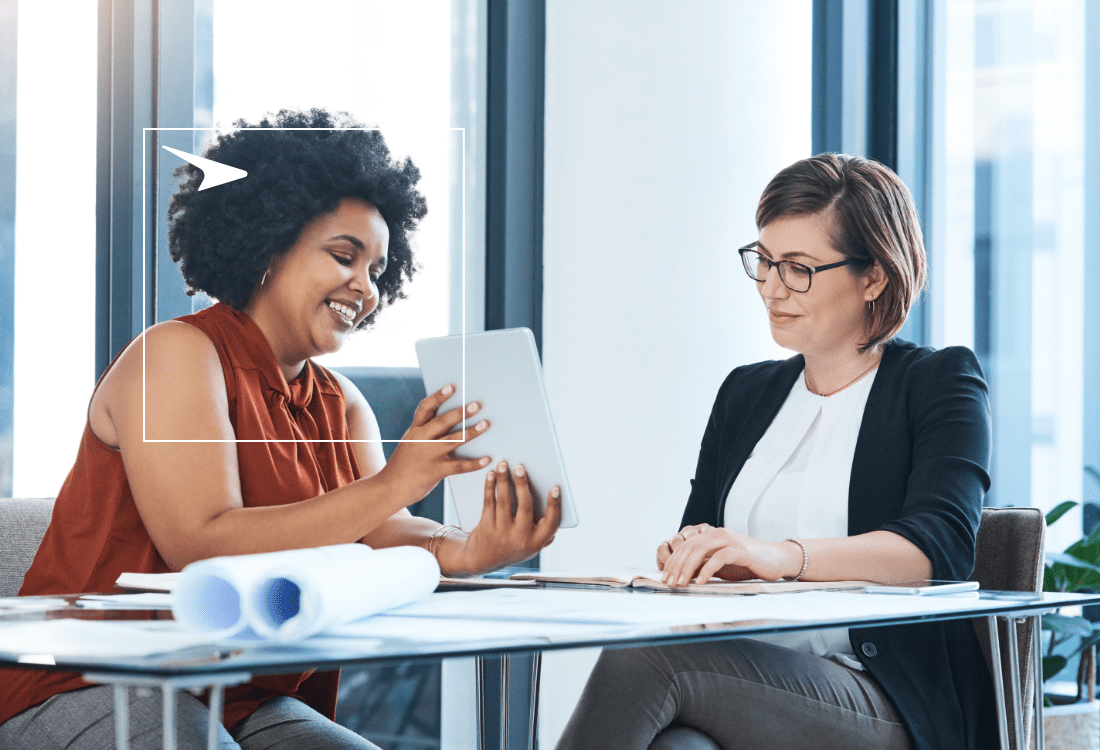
left=442, top=384, right=454, bottom=396
left=497, top=461, right=507, bottom=471
left=480, top=457, right=490, bottom=466
left=551, top=487, right=561, bottom=498
left=467, top=403, right=479, bottom=414
left=475, top=420, right=487, bottom=431
left=487, top=471, right=495, bottom=481
left=515, top=465, right=525, bottom=477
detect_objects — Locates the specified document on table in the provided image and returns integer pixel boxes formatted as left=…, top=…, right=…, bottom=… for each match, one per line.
left=0, top=620, right=224, bottom=660
left=116, top=572, right=181, bottom=592
left=0, top=597, right=68, bottom=612
left=325, top=614, right=642, bottom=645
left=511, top=568, right=870, bottom=595
left=387, top=588, right=996, bottom=628
left=77, top=593, right=174, bottom=609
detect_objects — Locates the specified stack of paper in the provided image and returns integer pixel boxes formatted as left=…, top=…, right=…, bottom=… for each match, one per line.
left=116, top=572, right=181, bottom=592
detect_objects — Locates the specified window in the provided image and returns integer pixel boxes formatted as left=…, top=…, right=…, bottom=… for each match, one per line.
left=10, top=2, right=98, bottom=497
left=928, top=0, right=1090, bottom=553
left=206, top=0, right=468, bottom=369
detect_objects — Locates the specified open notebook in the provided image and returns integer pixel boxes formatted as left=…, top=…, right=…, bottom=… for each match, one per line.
left=510, top=568, right=873, bottom=595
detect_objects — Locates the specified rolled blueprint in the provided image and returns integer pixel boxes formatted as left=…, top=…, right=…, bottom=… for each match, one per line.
left=172, top=545, right=440, bottom=641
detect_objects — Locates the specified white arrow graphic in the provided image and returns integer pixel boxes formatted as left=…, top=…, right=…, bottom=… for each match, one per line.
left=162, top=146, right=248, bottom=191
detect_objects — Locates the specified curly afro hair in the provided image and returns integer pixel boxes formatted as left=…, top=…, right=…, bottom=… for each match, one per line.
left=167, top=108, right=426, bottom=329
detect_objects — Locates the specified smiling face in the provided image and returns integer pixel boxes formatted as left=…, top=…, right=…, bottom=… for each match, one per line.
left=245, top=198, right=390, bottom=378
left=755, top=212, right=885, bottom=359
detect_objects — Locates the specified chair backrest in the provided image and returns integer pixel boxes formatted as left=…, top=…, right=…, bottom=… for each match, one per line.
left=339, top=367, right=444, bottom=522
left=0, top=497, right=55, bottom=597
left=969, top=506, right=1046, bottom=749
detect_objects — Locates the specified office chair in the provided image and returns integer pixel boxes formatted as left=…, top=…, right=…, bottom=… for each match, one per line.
left=0, top=496, right=54, bottom=598
left=970, top=506, right=1047, bottom=750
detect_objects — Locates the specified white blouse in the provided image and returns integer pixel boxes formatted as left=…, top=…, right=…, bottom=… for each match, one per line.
left=722, top=365, right=879, bottom=669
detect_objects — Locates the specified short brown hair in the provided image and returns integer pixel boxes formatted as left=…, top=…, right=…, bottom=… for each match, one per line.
left=756, top=153, right=927, bottom=352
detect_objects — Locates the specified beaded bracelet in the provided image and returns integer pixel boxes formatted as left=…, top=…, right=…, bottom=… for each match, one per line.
left=786, top=538, right=809, bottom=581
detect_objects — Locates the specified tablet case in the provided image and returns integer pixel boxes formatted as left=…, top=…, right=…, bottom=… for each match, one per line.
left=415, top=328, right=579, bottom=532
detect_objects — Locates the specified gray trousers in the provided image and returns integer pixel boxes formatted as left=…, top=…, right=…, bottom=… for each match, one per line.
left=555, top=639, right=912, bottom=750
left=0, top=686, right=380, bottom=750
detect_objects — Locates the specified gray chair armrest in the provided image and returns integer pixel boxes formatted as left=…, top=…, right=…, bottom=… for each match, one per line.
left=0, top=497, right=55, bottom=597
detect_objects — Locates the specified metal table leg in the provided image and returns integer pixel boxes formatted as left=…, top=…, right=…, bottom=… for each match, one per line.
left=1032, top=615, right=1045, bottom=750
left=1007, top=618, right=1024, bottom=749
left=113, top=685, right=130, bottom=750
left=162, top=683, right=177, bottom=750
left=529, top=652, right=542, bottom=750
left=987, top=616, right=1011, bottom=750
left=501, top=655, right=510, bottom=750
left=84, top=671, right=250, bottom=750
left=476, top=656, right=488, bottom=750
left=474, top=654, right=541, bottom=750
left=208, top=685, right=226, bottom=750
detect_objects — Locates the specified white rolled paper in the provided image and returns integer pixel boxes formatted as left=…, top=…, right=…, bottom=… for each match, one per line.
left=172, top=544, right=440, bottom=642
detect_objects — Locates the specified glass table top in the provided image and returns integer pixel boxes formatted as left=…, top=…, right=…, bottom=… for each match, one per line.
left=0, top=586, right=1095, bottom=681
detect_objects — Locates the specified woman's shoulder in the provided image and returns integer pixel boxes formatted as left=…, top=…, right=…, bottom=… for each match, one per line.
left=883, top=339, right=985, bottom=385
left=90, top=321, right=223, bottom=448
left=718, top=355, right=802, bottom=392
left=105, top=321, right=221, bottom=386
left=708, top=355, right=803, bottom=415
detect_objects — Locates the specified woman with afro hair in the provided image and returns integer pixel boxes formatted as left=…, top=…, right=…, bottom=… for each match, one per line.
left=0, top=109, right=560, bottom=749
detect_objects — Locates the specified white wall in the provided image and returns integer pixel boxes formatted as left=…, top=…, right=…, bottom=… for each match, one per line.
left=538, top=1, right=810, bottom=744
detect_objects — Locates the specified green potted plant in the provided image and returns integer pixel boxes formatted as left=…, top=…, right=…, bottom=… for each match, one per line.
left=1040, top=500, right=1100, bottom=748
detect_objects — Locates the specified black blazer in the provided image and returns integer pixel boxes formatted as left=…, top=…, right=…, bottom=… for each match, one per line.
left=681, top=339, right=997, bottom=750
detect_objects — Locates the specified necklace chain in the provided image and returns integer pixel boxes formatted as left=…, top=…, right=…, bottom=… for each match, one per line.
left=805, top=359, right=881, bottom=397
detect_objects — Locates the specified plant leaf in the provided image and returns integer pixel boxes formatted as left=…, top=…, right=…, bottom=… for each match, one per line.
left=1064, top=630, right=1100, bottom=660
left=1082, top=523, right=1100, bottom=549
left=1044, top=654, right=1068, bottom=681
left=1084, top=465, right=1100, bottom=488
left=1043, top=613, right=1095, bottom=638
left=1043, top=565, right=1057, bottom=592
left=1048, top=552, right=1100, bottom=572
left=1051, top=562, right=1100, bottom=593
left=1047, top=501, right=1078, bottom=526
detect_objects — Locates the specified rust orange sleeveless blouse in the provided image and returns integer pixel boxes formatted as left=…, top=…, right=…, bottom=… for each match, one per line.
left=0, top=302, right=362, bottom=728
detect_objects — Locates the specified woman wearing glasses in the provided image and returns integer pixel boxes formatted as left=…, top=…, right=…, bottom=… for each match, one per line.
left=556, top=154, right=995, bottom=750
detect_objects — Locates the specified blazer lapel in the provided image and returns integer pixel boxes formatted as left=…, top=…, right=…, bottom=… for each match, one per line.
left=848, top=340, right=912, bottom=535
left=716, top=355, right=804, bottom=524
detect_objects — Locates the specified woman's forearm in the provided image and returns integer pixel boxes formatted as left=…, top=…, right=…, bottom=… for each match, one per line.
left=776, top=530, right=933, bottom=584
left=359, top=513, right=474, bottom=576
left=161, top=474, right=414, bottom=569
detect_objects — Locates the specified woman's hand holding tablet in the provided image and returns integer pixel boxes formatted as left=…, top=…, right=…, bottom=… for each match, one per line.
left=376, top=384, right=493, bottom=503
left=449, top=461, right=562, bottom=575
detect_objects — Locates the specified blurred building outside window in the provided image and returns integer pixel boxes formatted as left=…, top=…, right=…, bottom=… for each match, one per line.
left=930, top=0, right=1087, bottom=554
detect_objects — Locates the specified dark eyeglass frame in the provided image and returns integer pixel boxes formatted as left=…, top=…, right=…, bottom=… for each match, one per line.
left=737, top=242, right=854, bottom=293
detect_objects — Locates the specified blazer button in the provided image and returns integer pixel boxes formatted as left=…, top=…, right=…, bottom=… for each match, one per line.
left=862, top=642, right=878, bottom=658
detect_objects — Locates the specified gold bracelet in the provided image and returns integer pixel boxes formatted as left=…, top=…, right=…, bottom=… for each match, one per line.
left=786, top=539, right=808, bottom=581
left=428, top=524, right=462, bottom=573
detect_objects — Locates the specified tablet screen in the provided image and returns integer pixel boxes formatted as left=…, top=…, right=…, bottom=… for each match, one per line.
left=415, top=328, right=579, bottom=531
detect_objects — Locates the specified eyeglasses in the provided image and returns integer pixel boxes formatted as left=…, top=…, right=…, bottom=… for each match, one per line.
left=737, top=243, right=854, bottom=293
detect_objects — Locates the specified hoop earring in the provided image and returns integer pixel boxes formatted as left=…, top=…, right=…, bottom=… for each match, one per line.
left=867, top=298, right=875, bottom=316
left=260, top=270, right=268, bottom=287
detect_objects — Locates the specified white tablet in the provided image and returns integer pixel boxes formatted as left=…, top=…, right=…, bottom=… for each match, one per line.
left=415, top=328, right=579, bottom=532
